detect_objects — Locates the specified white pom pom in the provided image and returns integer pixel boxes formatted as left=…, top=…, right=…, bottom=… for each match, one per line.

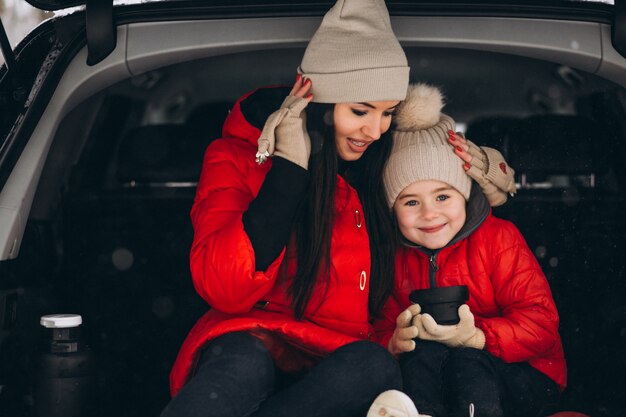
left=395, top=83, right=445, bottom=131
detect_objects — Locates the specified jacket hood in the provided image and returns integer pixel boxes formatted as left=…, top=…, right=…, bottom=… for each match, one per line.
left=402, top=181, right=491, bottom=254
left=456, top=182, right=491, bottom=241
left=222, top=86, right=291, bottom=147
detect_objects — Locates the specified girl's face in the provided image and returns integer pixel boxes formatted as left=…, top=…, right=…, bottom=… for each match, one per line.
left=393, top=180, right=466, bottom=250
left=333, top=100, right=399, bottom=161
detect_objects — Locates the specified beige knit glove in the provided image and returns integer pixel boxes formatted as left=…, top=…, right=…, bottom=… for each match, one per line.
left=256, top=95, right=311, bottom=169
left=464, top=138, right=517, bottom=207
left=413, top=304, right=486, bottom=349
left=387, top=304, right=421, bottom=355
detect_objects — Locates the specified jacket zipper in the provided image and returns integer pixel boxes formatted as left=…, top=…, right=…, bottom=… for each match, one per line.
left=429, top=253, right=439, bottom=288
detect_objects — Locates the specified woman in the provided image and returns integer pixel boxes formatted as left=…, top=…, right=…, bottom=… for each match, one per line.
left=161, top=1, right=514, bottom=416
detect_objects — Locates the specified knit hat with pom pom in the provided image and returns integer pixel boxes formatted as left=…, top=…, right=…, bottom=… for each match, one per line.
left=383, top=83, right=471, bottom=207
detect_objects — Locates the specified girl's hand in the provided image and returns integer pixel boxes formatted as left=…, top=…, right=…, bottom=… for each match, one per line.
left=447, top=130, right=517, bottom=207
left=413, top=304, right=486, bottom=349
left=256, top=75, right=313, bottom=168
left=388, top=304, right=421, bottom=355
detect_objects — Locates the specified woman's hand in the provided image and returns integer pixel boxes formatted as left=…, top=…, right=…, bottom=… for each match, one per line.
left=289, top=74, right=313, bottom=100
left=447, top=130, right=474, bottom=166
left=256, top=75, right=314, bottom=169
left=447, top=130, right=517, bottom=207
left=387, top=304, right=421, bottom=355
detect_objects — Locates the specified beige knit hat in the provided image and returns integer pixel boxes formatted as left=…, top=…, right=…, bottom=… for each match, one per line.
left=383, top=84, right=471, bottom=207
left=298, top=0, right=409, bottom=103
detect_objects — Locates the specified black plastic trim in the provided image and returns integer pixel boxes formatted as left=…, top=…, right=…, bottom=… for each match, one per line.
left=613, top=0, right=626, bottom=58
left=109, top=1, right=613, bottom=24
left=0, top=16, right=87, bottom=192
left=85, top=0, right=116, bottom=65
left=21, top=0, right=614, bottom=22
left=0, top=19, right=16, bottom=71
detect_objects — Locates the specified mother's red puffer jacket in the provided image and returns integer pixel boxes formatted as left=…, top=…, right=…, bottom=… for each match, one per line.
left=374, top=190, right=567, bottom=390
left=169, top=88, right=375, bottom=396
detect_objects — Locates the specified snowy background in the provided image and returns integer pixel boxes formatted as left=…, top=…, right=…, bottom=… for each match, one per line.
left=0, top=0, right=49, bottom=65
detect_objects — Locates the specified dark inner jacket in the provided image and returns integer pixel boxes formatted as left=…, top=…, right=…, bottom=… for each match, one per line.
left=240, top=87, right=310, bottom=270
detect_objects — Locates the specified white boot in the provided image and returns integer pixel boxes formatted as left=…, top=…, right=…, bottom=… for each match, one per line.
left=366, top=390, right=421, bottom=417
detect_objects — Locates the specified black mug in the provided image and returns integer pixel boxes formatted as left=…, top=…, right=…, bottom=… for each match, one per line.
left=409, top=285, right=469, bottom=325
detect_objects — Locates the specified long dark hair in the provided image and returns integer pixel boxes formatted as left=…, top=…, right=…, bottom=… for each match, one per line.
left=288, top=103, right=396, bottom=319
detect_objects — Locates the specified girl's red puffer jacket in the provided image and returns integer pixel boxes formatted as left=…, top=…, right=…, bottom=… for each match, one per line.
left=375, top=210, right=567, bottom=390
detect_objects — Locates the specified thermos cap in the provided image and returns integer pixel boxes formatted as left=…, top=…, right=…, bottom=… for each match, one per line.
left=40, top=314, right=82, bottom=328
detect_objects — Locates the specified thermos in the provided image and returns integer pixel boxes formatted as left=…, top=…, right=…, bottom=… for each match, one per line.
left=34, top=314, right=97, bottom=417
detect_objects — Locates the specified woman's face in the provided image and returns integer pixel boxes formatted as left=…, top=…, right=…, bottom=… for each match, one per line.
left=333, top=100, right=400, bottom=161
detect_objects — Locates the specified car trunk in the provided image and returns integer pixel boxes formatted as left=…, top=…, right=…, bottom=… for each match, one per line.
left=1, top=2, right=625, bottom=416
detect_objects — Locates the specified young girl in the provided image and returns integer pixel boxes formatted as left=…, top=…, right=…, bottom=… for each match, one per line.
left=374, top=84, right=566, bottom=417
left=161, top=1, right=515, bottom=415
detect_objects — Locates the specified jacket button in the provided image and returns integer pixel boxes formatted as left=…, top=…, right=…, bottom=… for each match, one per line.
left=354, top=210, right=362, bottom=228
left=359, top=270, right=367, bottom=290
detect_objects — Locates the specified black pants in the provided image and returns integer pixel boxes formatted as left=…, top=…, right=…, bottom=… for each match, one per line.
left=160, top=331, right=402, bottom=417
left=400, top=340, right=559, bottom=417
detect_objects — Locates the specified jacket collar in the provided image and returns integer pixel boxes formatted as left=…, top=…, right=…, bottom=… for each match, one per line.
left=222, top=86, right=292, bottom=148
